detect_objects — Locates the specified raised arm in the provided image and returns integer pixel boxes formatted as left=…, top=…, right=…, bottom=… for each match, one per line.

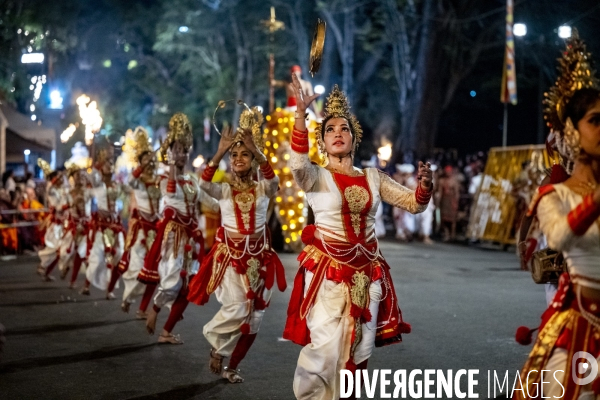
left=538, top=189, right=600, bottom=251
left=200, top=165, right=223, bottom=200
left=378, top=171, right=432, bottom=214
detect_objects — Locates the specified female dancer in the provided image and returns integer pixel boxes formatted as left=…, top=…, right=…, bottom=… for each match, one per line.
left=283, top=79, right=433, bottom=399
left=138, top=113, right=218, bottom=344
left=105, top=127, right=162, bottom=318
left=187, top=107, right=286, bottom=383
left=514, top=80, right=600, bottom=399
left=60, top=165, right=92, bottom=288
left=80, top=146, right=125, bottom=297
left=37, top=160, right=69, bottom=281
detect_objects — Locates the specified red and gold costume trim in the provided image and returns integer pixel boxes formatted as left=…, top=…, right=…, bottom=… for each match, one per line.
left=284, top=225, right=411, bottom=350
left=137, top=206, right=204, bottom=284
left=87, top=213, right=124, bottom=267
left=567, top=193, right=600, bottom=236
left=259, top=162, right=276, bottom=180
left=527, top=184, right=557, bottom=217
left=330, top=172, right=373, bottom=243
left=187, top=227, right=286, bottom=307
left=515, top=273, right=600, bottom=399
left=202, top=165, right=218, bottom=182
left=291, top=128, right=309, bottom=154
left=117, top=209, right=158, bottom=274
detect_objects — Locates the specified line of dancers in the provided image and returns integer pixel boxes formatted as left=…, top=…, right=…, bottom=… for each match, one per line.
left=35, top=85, right=435, bottom=396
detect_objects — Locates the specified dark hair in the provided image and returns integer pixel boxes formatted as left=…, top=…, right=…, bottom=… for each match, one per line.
left=564, top=87, right=600, bottom=126
left=47, top=171, right=59, bottom=181
left=137, top=150, right=152, bottom=164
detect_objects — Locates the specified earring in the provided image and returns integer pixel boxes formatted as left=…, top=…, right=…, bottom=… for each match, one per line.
left=563, top=118, right=581, bottom=159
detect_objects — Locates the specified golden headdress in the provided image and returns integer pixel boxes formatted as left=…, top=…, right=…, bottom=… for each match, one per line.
left=37, top=158, right=53, bottom=178
left=234, top=104, right=265, bottom=152
left=124, top=126, right=153, bottom=163
left=543, top=29, right=599, bottom=134
left=64, top=160, right=81, bottom=177
left=160, top=113, right=193, bottom=162
left=316, top=85, right=363, bottom=157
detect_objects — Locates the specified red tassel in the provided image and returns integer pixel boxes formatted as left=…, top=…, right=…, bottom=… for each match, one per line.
left=240, top=323, right=250, bottom=335
left=179, top=270, right=188, bottom=278
left=184, top=244, right=192, bottom=253
left=246, top=291, right=255, bottom=300
left=66, top=247, right=72, bottom=254
left=254, top=297, right=266, bottom=310
left=301, top=225, right=316, bottom=245
left=362, top=307, right=372, bottom=323
left=398, top=322, right=412, bottom=334
left=191, top=252, right=197, bottom=260
left=141, top=239, right=146, bottom=246
left=515, top=326, right=537, bottom=345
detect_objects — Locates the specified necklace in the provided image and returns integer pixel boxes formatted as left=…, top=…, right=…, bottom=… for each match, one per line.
left=326, top=166, right=362, bottom=177
left=231, top=173, right=256, bottom=191
left=571, top=177, right=598, bottom=196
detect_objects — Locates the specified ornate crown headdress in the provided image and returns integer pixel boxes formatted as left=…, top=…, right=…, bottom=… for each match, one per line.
left=124, top=126, right=153, bottom=163
left=234, top=103, right=264, bottom=151
left=37, top=158, right=53, bottom=178
left=544, top=29, right=599, bottom=134
left=543, top=29, right=599, bottom=166
left=160, top=113, right=193, bottom=162
left=315, top=85, right=363, bottom=157
left=64, top=160, right=81, bottom=177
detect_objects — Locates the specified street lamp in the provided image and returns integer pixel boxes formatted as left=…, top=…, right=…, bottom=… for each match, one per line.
left=558, top=25, right=572, bottom=39
left=21, top=53, right=44, bottom=64
left=513, top=23, right=527, bottom=37
left=178, top=26, right=189, bottom=33
left=49, top=90, right=63, bottom=109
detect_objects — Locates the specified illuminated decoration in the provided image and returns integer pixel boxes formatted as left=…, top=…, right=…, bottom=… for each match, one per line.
left=30, top=75, right=46, bottom=102
left=76, top=94, right=103, bottom=145
left=179, top=26, right=189, bottom=33
left=60, top=124, right=77, bottom=143
left=262, top=107, right=324, bottom=250
left=64, top=141, right=91, bottom=169
left=513, top=23, right=527, bottom=37
left=377, top=142, right=392, bottom=167
left=467, top=145, right=550, bottom=245
left=21, top=53, right=44, bottom=64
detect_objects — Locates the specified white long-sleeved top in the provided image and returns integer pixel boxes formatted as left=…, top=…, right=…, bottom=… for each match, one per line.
left=537, top=184, right=600, bottom=289
left=201, top=175, right=279, bottom=233
left=162, top=173, right=219, bottom=217
left=129, top=174, right=162, bottom=216
left=89, top=169, right=121, bottom=213
left=290, top=151, right=428, bottom=243
left=46, top=185, right=70, bottom=211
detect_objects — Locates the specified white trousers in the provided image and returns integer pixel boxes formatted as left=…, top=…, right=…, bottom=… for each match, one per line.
left=38, top=222, right=64, bottom=268
left=58, top=230, right=87, bottom=274
left=86, top=230, right=124, bottom=290
left=293, top=272, right=382, bottom=400
left=153, top=231, right=200, bottom=309
left=203, top=266, right=271, bottom=357
left=121, top=230, right=148, bottom=304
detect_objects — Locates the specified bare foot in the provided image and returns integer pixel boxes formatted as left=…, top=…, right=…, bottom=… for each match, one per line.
left=158, top=332, right=183, bottom=344
left=121, top=301, right=130, bottom=313
left=222, top=367, right=244, bottom=383
left=106, top=292, right=116, bottom=300
left=60, top=267, right=70, bottom=280
left=79, top=287, right=90, bottom=296
left=36, top=265, right=44, bottom=276
left=135, top=310, right=148, bottom=320
left=146, top=308, right=158, bottom=335
left=209, top=348, right=224, bottom=374
left=42, top=275, right=55, bottom=282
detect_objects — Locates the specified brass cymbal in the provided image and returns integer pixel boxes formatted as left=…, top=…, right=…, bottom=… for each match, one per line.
left=309, top=19, right=326, bottom=77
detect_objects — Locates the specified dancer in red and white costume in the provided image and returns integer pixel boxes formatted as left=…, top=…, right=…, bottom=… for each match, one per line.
left=37, top=161, right=69, bottom=281
left=60, top=166, right=92, bottom=288
left=112, top=127, right=161, bottom=318
left=139, top=113, right=218, bottom=344
left=187, top=106, right=286, bottom=383
left=514, top=35, right=600, bottom=399
left=80, top=146, right=125, bottom=297
left=283, top=79, right=433, bottom=400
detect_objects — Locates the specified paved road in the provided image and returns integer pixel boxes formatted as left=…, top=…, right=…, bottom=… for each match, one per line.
left=0, top=241, right=544, bottom=399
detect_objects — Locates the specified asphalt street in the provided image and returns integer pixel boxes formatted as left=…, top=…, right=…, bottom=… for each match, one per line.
left=0, top=241, right=545, bottom=400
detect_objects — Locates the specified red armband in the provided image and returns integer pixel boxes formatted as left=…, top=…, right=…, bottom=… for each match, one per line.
left=201, top=165, right=217, bottom=182
left=259, top=163, right=276, bottom=180
left=132, top=166, right=143, bottom=178
left=291, top=128, right=309, bottom=154
left=415, top=183, right=433, bottom=205
left=166, top=180, right=177, bottom=193
left=567, top=193, right=600, bottom=236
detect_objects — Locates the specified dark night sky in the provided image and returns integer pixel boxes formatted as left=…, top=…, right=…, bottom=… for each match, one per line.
left=436, top=0, right=600, bottom=155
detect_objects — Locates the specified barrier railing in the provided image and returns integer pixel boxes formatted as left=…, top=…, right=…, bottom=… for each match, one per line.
left=0, top=208, right=50, bottom=257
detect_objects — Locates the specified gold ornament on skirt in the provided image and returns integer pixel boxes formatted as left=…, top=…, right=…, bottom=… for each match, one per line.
left=316, top=85, right=363, bottom=157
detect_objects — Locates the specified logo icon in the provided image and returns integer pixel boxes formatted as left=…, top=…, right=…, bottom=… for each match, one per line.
left=572, top=351, right=598, bottom=386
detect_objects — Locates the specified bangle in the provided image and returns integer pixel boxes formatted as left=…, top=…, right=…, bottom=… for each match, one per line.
left=208, top=159, right=217, bottom=168
left=295, top=111, right=309, bottom=120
